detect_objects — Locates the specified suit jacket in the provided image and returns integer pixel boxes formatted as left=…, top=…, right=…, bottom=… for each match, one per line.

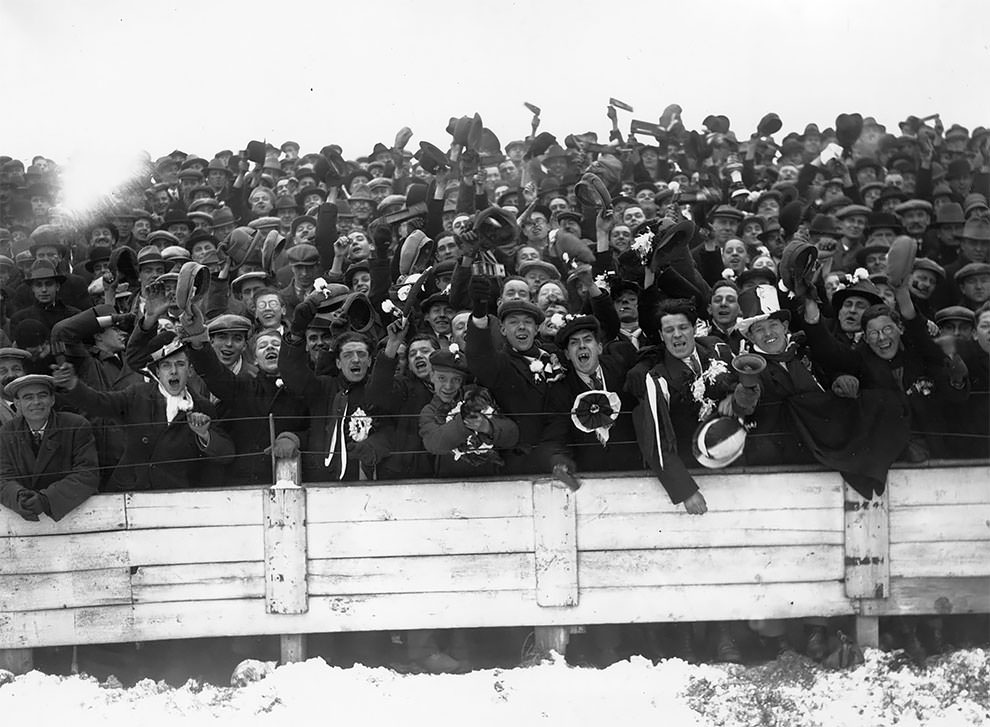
left=61, top=380, right=235, bottom=491
left=465, top=320, right=555, bottom=474
left=541, top=355, right=641, bottom=475
left=277, top=335, right=368, bottom=481
left=186, top=343, right=309, bottom=486
left=0, top=411, right=98, bottom=520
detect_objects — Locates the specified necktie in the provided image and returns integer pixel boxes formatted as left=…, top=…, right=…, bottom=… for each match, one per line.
left=591, top=372, right=604, bottom=390
left=688, top=356, right=701, bottom=377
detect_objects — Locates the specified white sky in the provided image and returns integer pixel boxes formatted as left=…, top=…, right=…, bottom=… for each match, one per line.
left=2, top=0, right=989, bottom=167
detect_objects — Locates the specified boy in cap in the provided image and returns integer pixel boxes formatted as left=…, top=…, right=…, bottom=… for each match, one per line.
left=0, top=374, right=98, bottom=521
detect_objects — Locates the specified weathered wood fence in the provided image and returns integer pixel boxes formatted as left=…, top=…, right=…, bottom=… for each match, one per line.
left=1, top=460, right=987, bottom=672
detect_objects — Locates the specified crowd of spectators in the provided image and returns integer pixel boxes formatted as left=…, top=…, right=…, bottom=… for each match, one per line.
left=1, top=105, right=988, bottom=672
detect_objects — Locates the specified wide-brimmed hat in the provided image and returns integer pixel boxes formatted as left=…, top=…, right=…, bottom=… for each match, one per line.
left=24, top=259, right=65, bottom=283
left=833, top=276, right=884, bottom=310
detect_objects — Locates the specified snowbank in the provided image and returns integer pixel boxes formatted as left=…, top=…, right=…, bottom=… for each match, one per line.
left=2, top=649, right=988, bottom=726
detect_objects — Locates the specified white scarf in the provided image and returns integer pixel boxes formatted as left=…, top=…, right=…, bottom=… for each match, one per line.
left=157, top=382, right=194, bottom=423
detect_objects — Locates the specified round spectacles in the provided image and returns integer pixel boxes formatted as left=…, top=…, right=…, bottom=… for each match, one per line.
left=865, top=324, right=897, bottom=342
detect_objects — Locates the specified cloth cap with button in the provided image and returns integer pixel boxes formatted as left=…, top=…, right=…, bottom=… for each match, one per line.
left=287, top=243, right=319, bottom=266
left=207, top=314, right=253, bottom=336
left=496, top=299, right=544, bottom=324
left=935, top=306, right=975, bottom=325
left=954, top=262, right=990, bottom=283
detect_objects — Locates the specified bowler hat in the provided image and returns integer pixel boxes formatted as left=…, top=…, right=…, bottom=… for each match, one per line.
left=756, top=112, right=782, bottom=138
left=835, top=113, right=863, bottom=149
left=414, top=142, right=450, bottom=174
left=809, top=214, right=842, bottom=238
left=246, top=140, right=267, bottom=165
left=84, top=246, right=112, bottom=274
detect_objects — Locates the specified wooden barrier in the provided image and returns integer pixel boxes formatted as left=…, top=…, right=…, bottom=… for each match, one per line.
left=1, top=461, right=988, bottom=672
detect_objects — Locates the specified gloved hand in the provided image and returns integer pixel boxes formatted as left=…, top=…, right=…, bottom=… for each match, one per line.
left=16, top=489, right=47, bottom=521
left=291, top=295, right=321, bottom=333
left=369, top=219, right=392, bottom=257
left=265, top=433, right=299, bottom=459
left=179, top=305, right=208, bottom=344
left=111, top=313, right=135, bottom=330
left=831, top=375, right=860, bottom=399
left=469, top=276, right=491, bottom=318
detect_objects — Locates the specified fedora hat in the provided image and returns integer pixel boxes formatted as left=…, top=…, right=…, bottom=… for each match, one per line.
left=175, top=261, right=210, bottom=314
left=24, top=259, right=65, bottom=283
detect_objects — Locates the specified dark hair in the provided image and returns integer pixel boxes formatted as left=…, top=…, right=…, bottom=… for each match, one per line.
left=657, top=298, right=698, bottom=325
left=710, top=279, right=740, bottom=296
left=861, top=303, right=902, bottom=331
left=975, top=300, right=990, bottom=322
left=409, top=333, right=439, bottom=350
left=252, top=287, right=283, bottom=304
left=332, top=331, right=371, bottom=358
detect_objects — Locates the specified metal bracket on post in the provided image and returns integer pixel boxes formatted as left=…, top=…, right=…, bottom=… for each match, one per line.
left=844, top=482, right=890, bottom=647
left=264, top=454, right=308, bottom=662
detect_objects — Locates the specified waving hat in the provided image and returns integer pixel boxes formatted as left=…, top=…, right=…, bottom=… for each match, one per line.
left=692, top=416, right=747, bottom=468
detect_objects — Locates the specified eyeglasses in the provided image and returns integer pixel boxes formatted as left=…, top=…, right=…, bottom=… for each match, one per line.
left=865, top=325, right=898, bottom=342
left=256, top=300, right=282, bottom=310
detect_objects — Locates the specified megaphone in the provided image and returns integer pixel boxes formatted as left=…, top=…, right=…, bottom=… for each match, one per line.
left=732, top=352, right=767, bottom=388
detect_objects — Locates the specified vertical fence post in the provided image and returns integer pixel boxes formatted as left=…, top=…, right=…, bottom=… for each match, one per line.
left=531, top=479, right=578, bottom=657
left=844, top=482, right=890, bottom=647
left=265, top=454, right=308, bottom=663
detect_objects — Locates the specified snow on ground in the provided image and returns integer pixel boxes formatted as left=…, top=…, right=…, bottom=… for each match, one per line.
left=2, top=649, right=989, bottom=726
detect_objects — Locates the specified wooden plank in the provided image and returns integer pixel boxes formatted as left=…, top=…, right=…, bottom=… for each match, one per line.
left=280, top=634, right=306, bottom=664
left=306, top=517, right=534, bottom=559
left=890, top=504, right=990, bottom=543
left=308, top=553, right=534, bottom=596
left=576, top=472, right=844, bottom=514
left=306, top=480, right=533, bottom=523
left=131, top=562, right=264, bottom=604
left=577, top=509, right=842, bottom=550
left=858, top=577, right=990, bottom=617
left=0, top=531, right=129, bottom=575
left=891, top=542, right=990, bottom=578
left=0, top=494, right=126, bottom=536
left=533, top=480, right=578, bottom=607
left=888, top=466, right=990, bottom=507
left=127, top=525, right=265, bottom=566
left=126, top=489, right=263, bottom=529
left=0, top=648, right=33, bottom=674
left=844, top=485, right=889, bottom=599
left=264, top=487, right=308, bottom=614
left=579, top=546, right=843, bottom=587
left=0, top=581, right=853, bottom=648
left=0, top=568, right=131, bottom=612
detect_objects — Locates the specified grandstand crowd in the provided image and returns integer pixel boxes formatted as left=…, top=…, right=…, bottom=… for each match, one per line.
left=1, top=105, right=988, bottom=674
